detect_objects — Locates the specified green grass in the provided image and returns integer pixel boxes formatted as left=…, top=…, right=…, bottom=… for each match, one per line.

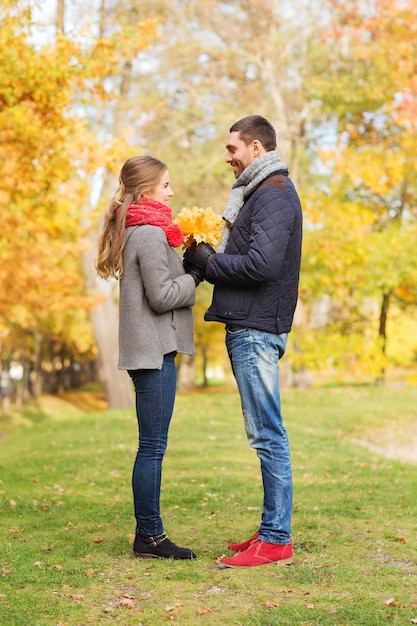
left=1, top=386, right=416, bottom=625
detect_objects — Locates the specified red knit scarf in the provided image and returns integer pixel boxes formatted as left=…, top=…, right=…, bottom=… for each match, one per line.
left=125, top=198, right=184, bottom=248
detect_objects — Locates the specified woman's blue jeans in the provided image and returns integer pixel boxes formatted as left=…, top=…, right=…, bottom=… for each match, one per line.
left=128, top=352, right=177, bottom=536
left=226, top=326, right=292, bottom=544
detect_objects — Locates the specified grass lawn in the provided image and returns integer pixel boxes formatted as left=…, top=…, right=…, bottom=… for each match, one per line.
left=0, top=385, right=416, bottom=625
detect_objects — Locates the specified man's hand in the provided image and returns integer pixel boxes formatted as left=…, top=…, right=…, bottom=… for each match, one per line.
left=183, top=241, right=216, bottom=271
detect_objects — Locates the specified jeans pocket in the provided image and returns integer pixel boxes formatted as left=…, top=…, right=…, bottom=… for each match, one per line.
left=225, top=324, right=247, bottom=335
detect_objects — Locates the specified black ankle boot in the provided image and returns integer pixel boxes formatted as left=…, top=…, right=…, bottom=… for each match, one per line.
left=133, top=530, right=197, bottom=560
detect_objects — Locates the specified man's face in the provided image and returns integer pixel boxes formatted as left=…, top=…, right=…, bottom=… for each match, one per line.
left=225, top=131, right=257, bottom=178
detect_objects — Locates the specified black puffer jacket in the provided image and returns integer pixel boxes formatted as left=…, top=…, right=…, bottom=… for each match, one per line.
left=204, top=172, right=302, bottom=334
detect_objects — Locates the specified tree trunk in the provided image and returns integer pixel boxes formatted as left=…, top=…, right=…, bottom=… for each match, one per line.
left=56, top=0, right=65, bottom=33
left=376, top=291, right=391, bottom=384
left=82, top=245, right=134, bottom=408
left=81, top=41, right=136, bottom=408
left=202, top=345, right=208, bottom=388
left=177, top=354, right=196, bottom=391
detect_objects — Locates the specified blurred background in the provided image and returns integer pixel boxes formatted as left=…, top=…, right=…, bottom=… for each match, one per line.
left=1, top=0, right=416, bottom=412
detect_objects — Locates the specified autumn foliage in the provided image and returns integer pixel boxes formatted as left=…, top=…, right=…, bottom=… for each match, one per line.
left=1, top=0, right=417, bottom=401
left=174, top=206, right=224, bottom=248
left=0, top=0, right=157, bottom=397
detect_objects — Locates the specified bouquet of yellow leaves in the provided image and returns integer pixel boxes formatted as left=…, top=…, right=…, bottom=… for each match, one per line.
left=174, top=206, right=223, bottom=249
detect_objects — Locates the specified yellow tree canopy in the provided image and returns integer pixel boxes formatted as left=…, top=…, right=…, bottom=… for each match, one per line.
left=300, top=0, right=417, bottom=378
left=0, top=1, right=157, bottom=360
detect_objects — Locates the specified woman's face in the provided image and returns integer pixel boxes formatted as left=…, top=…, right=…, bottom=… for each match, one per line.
left=144, top=169, right=174, bottom=204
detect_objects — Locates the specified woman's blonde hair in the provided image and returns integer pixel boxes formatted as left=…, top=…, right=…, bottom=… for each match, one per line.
left=95, top=155, right=167, bottom=280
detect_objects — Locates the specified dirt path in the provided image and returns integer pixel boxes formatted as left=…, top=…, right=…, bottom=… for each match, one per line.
left=353, top=436, right=417, bottom=464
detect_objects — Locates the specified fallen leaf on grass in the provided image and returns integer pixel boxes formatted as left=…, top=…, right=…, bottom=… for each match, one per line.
left=52, top=591, right=84, bottom=603
left=93, top=538, right=104, bottom=544
left=307, top=603, right=315, bottom=609
left=86, top=569, right=99, bottom=577
left=215, top=555, right=226, bottom=564
left=395, top=536, right=407, bottom=544
left=33, top=561, right=43, bottom=568
left=119, top=593, right=136, bottom=609
left=265, top=601, right=279, bottom=608
left=69, top=594, right=84, bottom=603
left=384, top=598, right=402, bottom=608
left=196, top=605, right=213, bottom=615
left=275, top=587, right=310, bottom=597
left=165, top=602, right=183, bottom=612
left=43, top=540, right=59, bottom=553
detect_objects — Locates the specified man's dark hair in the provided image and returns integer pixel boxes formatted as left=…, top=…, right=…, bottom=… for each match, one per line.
left=230, top=115, right=276, bottom=151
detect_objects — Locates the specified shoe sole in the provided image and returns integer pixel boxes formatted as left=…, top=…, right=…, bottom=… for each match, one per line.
left=134, top=551, right=196, bottom=560
left=221, top=557, right=293, bottom=568
left=134, top=552, right=161, bottom=558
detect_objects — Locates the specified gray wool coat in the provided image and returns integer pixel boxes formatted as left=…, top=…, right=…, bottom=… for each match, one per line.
left=118, top=225, right=196, bottom=370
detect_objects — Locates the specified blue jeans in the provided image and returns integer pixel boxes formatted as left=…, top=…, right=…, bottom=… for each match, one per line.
left=128, top=352, right=177, bottom=536
left=225, top=326, right=292, bottom=544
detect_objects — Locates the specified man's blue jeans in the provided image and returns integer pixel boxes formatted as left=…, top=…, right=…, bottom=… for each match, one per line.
left=128, top=352, right=177, bottom=536
left=225, top=326, right=292, bottom=545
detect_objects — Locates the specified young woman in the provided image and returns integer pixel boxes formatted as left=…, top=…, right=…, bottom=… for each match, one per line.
left=96, top=155, right=199, bottom=559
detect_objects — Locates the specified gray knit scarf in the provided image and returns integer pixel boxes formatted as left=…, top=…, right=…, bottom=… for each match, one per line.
left=218, top=150, right=287, bottom=252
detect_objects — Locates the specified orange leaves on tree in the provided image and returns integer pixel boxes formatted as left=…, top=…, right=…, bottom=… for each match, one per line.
left=0, top=3, right=158, bottom=364
left=302, top=0, right=417, bottom=381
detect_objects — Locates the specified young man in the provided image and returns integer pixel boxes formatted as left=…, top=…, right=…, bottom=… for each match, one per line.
left=184, top=115, right=302, bottom=567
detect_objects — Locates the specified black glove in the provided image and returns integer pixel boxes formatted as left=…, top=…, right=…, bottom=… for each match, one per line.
left=183, top=259, right=205, bottom=286
left=183, top=241, right=216, bottom=270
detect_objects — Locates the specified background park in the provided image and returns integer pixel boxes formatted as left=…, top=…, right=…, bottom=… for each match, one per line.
left=1, top=0, right=416, bottom=624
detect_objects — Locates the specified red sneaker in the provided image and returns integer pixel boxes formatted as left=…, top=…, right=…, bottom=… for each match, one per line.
left=221, top=539, right=293, bottom=568
left=227, top=531, right=259, bottom=552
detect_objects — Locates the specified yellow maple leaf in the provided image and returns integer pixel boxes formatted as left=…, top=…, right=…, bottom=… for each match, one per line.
left=174, top=206, right=223, bottom=248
